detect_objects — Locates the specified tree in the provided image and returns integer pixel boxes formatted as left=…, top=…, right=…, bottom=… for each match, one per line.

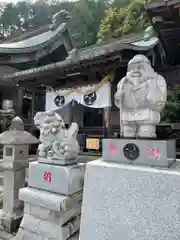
left=111, top=0, right=131, bottom=8
left=0, top=0, right=131, bottom=47
left=0, top=0, right=54, bottom=37
left=0, top=0, right=107, bottom=48
left=0, top=3, right=20, bottom=36
left=50, top=0, right=75, bottom=15
left=16, top=1, right=32, bottom=29
left=68, top=0, right=109, bottom=48
left=161, top=85, right=180, bottom=123
left=98, top=0, right=151, bottom=43
left=30, top=0, right=52, bottom=26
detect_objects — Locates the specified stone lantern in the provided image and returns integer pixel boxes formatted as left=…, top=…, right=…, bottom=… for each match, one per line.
left=0, top=117, right=39, bottom=233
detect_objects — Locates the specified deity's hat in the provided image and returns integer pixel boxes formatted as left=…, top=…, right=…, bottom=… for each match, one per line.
left=128, top=55, right=151, bottom=66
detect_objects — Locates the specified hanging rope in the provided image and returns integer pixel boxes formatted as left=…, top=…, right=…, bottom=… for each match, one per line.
left=41, top=71, right=115, bottom=97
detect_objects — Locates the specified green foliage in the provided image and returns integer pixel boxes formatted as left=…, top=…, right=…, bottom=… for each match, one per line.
left=161, top=85, right=180, bottom=123
left=16, top=1, right=33, bottom=29
left=0, top=0, right=51, bottom=37
left=0, top=0, right=109, bottom=48
left=0, top=3, right=20, bottom=31
left=0, top=0, right=152, bottom=47
left=98, top=0, right=151, bottom=42
left=111, top=0, right=131, bottom=8
left=69, top=0, right=109, bottom=48
left=29, top=0, right=52, bottom=26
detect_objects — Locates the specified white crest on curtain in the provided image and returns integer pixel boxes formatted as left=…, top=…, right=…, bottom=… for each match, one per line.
left=46, top=81, right=111, bottom=111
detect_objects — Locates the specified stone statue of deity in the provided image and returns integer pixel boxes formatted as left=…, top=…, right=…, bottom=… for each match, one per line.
left=114, top=54, right=167, bottom=138
left=34, top=111, right=80, bottom=163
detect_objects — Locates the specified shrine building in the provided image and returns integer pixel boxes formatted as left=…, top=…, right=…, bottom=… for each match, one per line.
left=1, top=2, right=180, bottom=152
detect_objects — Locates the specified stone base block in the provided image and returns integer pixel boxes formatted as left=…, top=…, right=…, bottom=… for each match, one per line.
left=19, top=187, right=82, bottom=214
left=16, top=228, right=79, bottom=240
left=28, top=161, right=85, bottom=195
left=16, top=187, right=82, bottom=240
left=0, top=207, right=23, bottom=233
left=16, top=229, right=43, bottom=240
left=38, top=157, right=78, bottom=166
left=24, top=202, right=81, bottom=226
left=80, top=159, right=180, bottom=240
left=102, top=138, right=175, bottom=167
left=20, top=214, right=80, bottom=239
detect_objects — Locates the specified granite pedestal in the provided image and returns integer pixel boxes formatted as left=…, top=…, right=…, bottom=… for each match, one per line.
left=80, top=159, right=180, bottom=240
left=16, top=160, right=85, bottom=240
left=28, top=162, right=84, bottom=195
left=102, top=138, right=176, bottom=167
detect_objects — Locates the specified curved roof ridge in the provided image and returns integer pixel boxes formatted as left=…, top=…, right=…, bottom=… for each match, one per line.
left=3, top=25, right=50, bottom=43
left=0, top=10, right=72, bottom=54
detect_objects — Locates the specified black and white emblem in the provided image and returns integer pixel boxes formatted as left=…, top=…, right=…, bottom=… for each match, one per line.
left=83, top=92, right=97, bottom=105
left=54, top=95, right=65, bottom=107
left=123, top=143, right=139, bottom=160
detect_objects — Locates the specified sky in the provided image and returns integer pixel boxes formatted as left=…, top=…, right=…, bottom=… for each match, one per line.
left=0, top=0, right=72, bottom=3
left=0, top=0, right=20, bottom=2
left=0, top=0, right=26, bottom=2
left=0, top=0, right=35, bottom=2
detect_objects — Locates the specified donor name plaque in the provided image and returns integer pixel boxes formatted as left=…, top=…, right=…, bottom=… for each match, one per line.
left=102, top=139, right=176, bottom=167
left=86, top=138, right=100, bottom=150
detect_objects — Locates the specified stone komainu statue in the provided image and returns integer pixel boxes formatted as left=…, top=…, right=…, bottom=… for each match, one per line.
left=34, top=111, right=80, bottom=162
left=114, top=54, right=167, bottom=138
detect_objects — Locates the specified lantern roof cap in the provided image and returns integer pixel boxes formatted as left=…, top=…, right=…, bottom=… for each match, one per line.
left=0, top=117, right=40, bottom=145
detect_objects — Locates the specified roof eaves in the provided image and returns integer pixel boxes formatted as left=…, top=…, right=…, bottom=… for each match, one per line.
left=3, top=37, right=159, bottom=81
left=145, top=0, right=180, bottom=10
left=0, top=23, right=67, bottom=54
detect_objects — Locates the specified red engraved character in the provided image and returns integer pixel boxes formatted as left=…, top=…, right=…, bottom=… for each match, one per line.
left=44, top=171, right=52, bottom=183
left=109, top=141, right=119, bottom=156
left=147, top=148, right=160, bottom=158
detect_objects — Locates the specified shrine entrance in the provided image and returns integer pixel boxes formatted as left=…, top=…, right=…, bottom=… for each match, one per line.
left=45, top=72, right=115, bottom=153
left=83, top=107, right=103, bottom=127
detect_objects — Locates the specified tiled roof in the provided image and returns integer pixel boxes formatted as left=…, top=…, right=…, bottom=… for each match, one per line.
left=3, top=35, right=159, bottom=82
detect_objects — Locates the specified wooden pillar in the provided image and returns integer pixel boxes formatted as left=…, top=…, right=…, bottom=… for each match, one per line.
left=31, top=91, right=35, bottom=121
left=103, top=107, right=111, bottom=138
left=103, top=82, right=112, bottom=138
left=15, top=87, right=24, bottom=117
